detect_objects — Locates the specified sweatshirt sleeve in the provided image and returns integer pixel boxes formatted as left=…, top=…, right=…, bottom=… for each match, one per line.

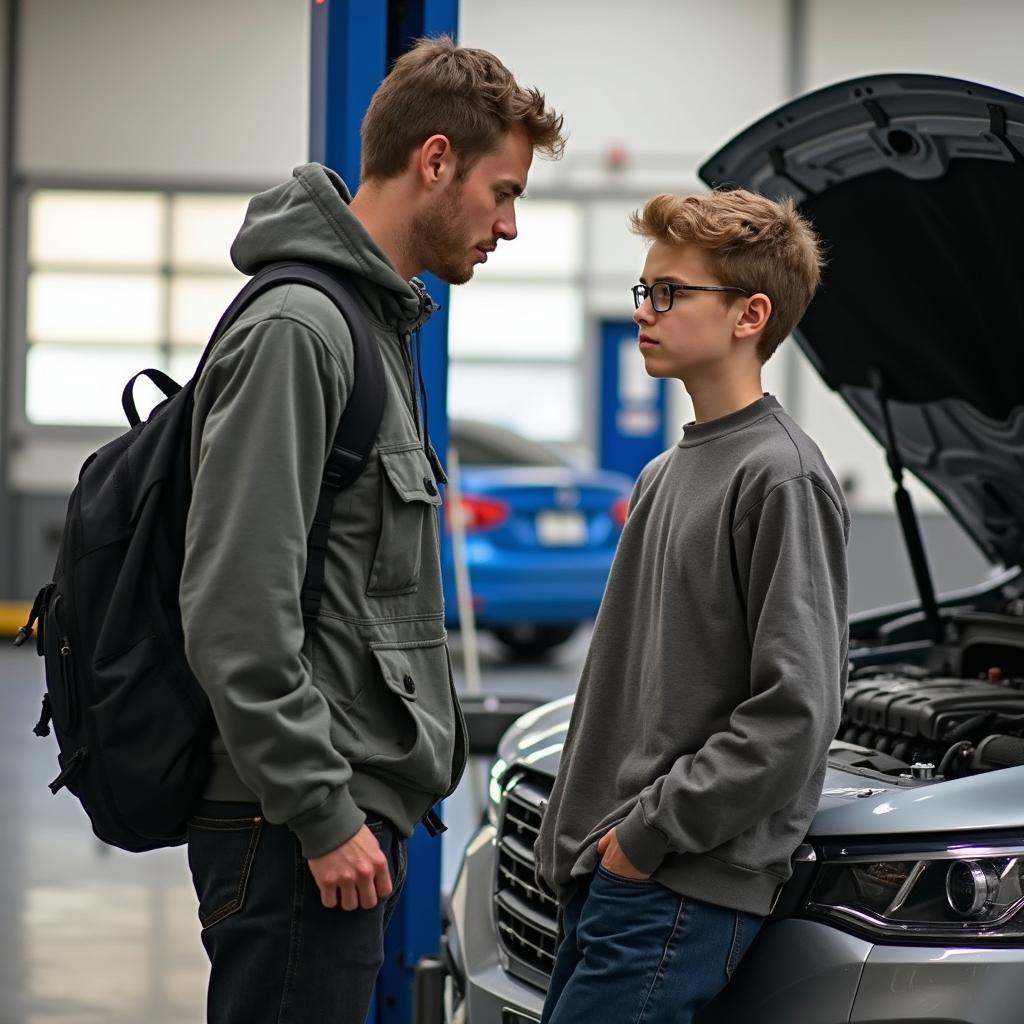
left=615, top=474, right=849, bottom=873
left=180, top=313, right=364, bottom=858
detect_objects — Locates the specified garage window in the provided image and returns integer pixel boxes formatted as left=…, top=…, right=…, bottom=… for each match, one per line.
left=447, top=200, right=584, bottom=443
left=23, top=189, right=247, bottom=426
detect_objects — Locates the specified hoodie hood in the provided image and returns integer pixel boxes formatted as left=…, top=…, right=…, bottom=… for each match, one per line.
left=231, top=163, right=433, bottom=333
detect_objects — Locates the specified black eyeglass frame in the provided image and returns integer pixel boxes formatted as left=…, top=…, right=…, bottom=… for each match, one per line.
left=632, top=281, right=753, bottom=313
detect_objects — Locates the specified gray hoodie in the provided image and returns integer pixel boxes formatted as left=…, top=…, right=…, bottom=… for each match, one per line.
left=180, top=163, right=466, bottom=858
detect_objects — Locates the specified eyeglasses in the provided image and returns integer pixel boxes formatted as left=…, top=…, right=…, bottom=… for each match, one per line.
left=632, top=281, right=752, bottom=313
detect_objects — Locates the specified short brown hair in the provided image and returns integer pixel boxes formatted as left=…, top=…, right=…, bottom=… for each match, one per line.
left=361, top=36, right=565, bottom=181
left=630, top=190, right=824, bottom=362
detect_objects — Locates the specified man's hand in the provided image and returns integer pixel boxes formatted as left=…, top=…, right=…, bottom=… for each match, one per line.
left=308, top=824, right=393, bottom=910
left=596, top=827, right=651, bottom=880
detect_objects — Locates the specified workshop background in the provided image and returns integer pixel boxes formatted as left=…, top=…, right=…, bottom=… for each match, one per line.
left=0, top=2, right=1020, bottom=1022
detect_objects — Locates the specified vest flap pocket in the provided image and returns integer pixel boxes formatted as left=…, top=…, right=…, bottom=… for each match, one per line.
left=369, top=637, right=447, bottom=703
left=368, top=447, right=442, bottom=597
left=379, top=448, right=442, bottom=506
left=345, top=636, right=458, bottom=797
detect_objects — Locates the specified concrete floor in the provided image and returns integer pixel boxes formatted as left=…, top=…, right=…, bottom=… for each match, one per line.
left=0, top=629, right=586, bottom=1024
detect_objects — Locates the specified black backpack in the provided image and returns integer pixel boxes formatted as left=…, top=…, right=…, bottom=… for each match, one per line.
left=14, top=261, right=385, bottom=852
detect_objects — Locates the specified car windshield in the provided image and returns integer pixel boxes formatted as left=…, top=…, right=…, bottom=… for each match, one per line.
left=450, top=419, right=568, bottom=468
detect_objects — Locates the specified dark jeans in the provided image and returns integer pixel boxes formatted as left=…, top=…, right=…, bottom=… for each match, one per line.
left=187, top=800, right=408, bottom=1024
left=541, top=866, right=763, bottom=1024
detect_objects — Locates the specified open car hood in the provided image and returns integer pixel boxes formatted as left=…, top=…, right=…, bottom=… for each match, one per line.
left=699, top=74, right=1024, bottom=568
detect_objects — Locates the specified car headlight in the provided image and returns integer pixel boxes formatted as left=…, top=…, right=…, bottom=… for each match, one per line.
left=805, top=839, right=1024, bottom=942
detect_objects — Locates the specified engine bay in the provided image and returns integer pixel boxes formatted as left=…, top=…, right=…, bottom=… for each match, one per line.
left=839, top=606, right=1024, bottom=781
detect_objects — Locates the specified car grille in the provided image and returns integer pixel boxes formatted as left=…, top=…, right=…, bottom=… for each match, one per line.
left=495, top=773, right=558, bottom=988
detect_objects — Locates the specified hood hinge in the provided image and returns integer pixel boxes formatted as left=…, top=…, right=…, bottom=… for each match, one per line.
left=987, top=104, right=1024, bottom=165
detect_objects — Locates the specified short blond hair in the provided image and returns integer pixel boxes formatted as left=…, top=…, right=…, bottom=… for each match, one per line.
left=361, top=36, right=565, bottom=181
left=630, top=190, right=823, bottom=362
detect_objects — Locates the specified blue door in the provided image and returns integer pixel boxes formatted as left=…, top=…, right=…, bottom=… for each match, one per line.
left=598, top=319, right=669, bottom=478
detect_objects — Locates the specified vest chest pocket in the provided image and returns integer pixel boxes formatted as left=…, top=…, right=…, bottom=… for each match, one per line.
left=367, top=446, right=443, bottom=597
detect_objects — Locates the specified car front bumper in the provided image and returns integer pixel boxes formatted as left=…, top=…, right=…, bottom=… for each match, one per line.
left=445, top=825, right=546, bottom=1023
left=446, top=824, right=1024, bottom=1024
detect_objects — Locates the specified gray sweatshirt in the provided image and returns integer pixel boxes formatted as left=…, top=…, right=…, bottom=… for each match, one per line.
left=535, top=395, right=849, bottom=916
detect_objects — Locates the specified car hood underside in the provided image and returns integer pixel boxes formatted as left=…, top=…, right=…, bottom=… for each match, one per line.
left=699, top=74, right=1024, bottom=568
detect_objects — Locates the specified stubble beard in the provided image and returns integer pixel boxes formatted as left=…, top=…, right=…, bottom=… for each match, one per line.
left=411, top=183, right=475, bottom=286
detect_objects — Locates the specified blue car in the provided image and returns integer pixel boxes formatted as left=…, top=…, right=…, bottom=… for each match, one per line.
left=442, top=419, right=634, bottom=658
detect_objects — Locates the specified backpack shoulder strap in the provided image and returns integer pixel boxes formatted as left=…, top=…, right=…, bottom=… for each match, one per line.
left=273, top=264, right=386, bottom=630
left=202, top=260, right=386, bottom=632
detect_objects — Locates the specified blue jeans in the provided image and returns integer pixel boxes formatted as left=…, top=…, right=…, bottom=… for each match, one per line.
left=187, top=800, right=408, bottom=1024
left=541, top=866, right=763, bottom=1024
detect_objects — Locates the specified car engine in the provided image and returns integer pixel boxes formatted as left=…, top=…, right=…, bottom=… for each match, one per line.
left=842, top=607, right=1024, bottom=780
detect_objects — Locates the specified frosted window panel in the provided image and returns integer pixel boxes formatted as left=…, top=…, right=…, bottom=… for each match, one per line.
left=172, top=195, right=251, bottom=267
left=29, top=191, right=164, bottom=266
left=171, top=275, right=245, bottom=345
left=473, top=200, right=582, bottom=278
left=449, top=283, right=582, bottom=359
left=28, top=272, right=164, bottom=344
left=591, top=202, right=650, bottom=277
left=448, top=362, right=581, bottom=442
left=169, top=346, right=203, bottom=383
left=26, top=344, right=162, bottom=425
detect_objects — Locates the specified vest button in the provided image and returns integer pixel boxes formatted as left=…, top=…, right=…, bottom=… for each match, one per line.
left=423, top=477, right=438, bottom=496
left=403, top=674, right=416, bottom=694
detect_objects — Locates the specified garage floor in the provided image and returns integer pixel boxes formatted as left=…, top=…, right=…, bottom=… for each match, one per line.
left=0, top=630, right=585, bottom=1024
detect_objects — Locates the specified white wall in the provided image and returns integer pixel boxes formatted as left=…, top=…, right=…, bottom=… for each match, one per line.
left=805, top=0, right=1024, bottom=97
left=460, top=0, right=790, bottom=188
left=16, top=0, right=309, bottom=183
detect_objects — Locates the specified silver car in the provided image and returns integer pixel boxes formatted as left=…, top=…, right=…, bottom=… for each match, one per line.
left=442, top=73, right=1024, bottom=1024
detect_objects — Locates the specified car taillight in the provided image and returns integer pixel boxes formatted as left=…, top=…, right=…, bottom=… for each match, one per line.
left=449, top=495, right=510, bottom=533
left=612, top=497, right=630, bottom=528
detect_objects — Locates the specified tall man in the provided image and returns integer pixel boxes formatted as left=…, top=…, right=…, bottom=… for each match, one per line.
left=181, top=37, right=564, bottom=1023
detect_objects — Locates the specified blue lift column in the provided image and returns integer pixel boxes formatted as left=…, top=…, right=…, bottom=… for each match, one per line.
left=309, top=2, right=458, bottom=1022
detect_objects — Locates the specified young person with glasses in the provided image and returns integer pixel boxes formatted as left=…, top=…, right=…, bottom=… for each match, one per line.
left=535, top=189, right=850, bottom=1024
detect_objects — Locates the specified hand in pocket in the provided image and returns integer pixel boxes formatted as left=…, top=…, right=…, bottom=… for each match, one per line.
left=597, top=827, right=651, bottom=880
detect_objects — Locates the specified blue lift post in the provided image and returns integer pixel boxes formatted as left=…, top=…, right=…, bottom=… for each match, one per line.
left=309, top=2, right=459, bottom=1021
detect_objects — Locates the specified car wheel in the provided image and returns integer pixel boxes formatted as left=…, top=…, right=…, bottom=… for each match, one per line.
left=491, top=623, right=578, bottom=660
